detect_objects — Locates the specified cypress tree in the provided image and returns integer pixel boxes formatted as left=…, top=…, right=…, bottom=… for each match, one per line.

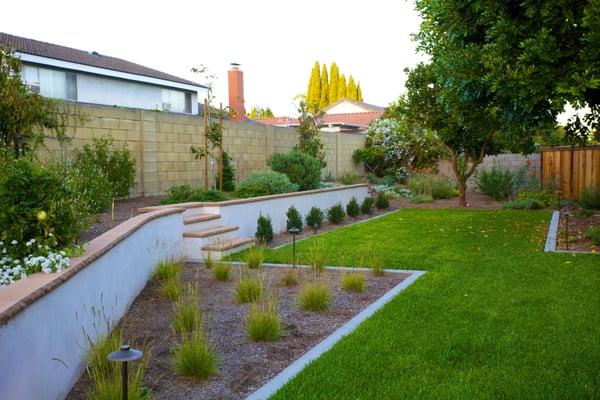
left=307, top=61, right=321, bottom=112
left=338, top=74, right=347, bottom=100
left=356, top=82, right=363, bottom=102
left=319, top=64, right=329, bottom=110
left=347, top=75, right=358, bottom=100
left=329, top=63, right=339, bottom=105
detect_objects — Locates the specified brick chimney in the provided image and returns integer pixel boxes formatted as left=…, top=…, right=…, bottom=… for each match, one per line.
left=228, top=63, right=245, bottom=121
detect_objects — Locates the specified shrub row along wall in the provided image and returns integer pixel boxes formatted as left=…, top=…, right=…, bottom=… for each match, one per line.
left=42, top=103, right=365, bottom=197
left=437, top=153, right=541, bottom=189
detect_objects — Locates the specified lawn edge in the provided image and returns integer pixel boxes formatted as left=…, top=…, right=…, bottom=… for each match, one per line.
left=544, top=210, right=560, bottom=252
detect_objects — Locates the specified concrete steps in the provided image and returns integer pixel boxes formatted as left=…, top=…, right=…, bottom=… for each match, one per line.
left=201, top=237, right=256, bottom=261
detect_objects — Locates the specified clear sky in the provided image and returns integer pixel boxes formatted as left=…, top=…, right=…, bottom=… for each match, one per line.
left=2, top=0, right=424, bottom=117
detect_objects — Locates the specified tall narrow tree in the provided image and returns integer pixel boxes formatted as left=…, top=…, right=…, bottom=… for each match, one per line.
left=329, top=63, right=339, bottom=105
left=338, top=74, right=347, bottom=100
left=306, top=61, right=321, bottom=113
left=319, top=63, right=329, bottom=110
left=356, top=82, right=363, bottom=102
left=347, top=75, right=358, bottom=100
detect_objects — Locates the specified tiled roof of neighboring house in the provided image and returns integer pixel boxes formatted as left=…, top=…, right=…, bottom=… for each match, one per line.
left=0, top=32, right=206, bottom=88
left=254, top=111, right=382, bottom=128
left=323, top=98, right=385, bottom=113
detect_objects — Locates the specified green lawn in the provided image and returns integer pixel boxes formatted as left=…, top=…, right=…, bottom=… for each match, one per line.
left=231, top=209, right=600, bottom=399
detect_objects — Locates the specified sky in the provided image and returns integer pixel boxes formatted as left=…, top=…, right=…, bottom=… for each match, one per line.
left=2, top=0, right=424, bottom=117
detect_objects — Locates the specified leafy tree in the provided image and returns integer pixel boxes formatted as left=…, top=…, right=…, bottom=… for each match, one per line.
left=296, top=100, right=326, bottom=167
left=329, top=63, right=340, bottom=105
left=306, top=61, right=321, bottom=113
left=320, top=64, right=329, bottom=110
left=347, top=75, right=358, bottom=100
left=338, top=74, right=347, bottom=100
left=356, top=83, right=363, bottom=102
left=247, top=106, right=274, bottom=118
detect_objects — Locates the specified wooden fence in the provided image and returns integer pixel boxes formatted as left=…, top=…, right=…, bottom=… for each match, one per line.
left=541, top=146, right=600, bottom=199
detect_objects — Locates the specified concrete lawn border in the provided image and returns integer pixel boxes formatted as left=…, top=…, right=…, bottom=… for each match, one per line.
left=210, top=262, right=426, bottom=400
left=544, top=211, right=560, bottom=252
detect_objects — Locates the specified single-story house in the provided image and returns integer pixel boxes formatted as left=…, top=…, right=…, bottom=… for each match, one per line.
left=0, top=32, right=208, bottom=115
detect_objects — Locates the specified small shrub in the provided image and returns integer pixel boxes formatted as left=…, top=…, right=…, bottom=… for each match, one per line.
left=212, top=262, right=232, bottom=281
left=341, top=272, right=366, bottom=292
left=476, top=166, right=520, bottom=201
left=203, top=252, right=215, bottom=269
left=502, top=199, right=544, bottom=210
left=282, top=268, right=299, bottom=286
left=410, top=194, right=434, bottom=203
left=172, top=323, right=217, bottom=379
left=161, top=275, right=183, bottom=301
left=68, top=155, right=113, bottom=214
left=236, top=171, right=299, bottom=198
left=327, top=203, right=346, bottom=224
left=235, top=275, right=263, bottom=303
left=361, top=197, right=375, bottom=215
left=215, top=151, right=236, bottom=192
left=267, top=150, right=322, bottom=190
left=255, top=214, right=274, bottom=243
left=305, top=206, right=324, bottom=230
left=340, top=171, right=358, bottom=185
left=172, top=283, right=200, bottom=333
left=322, top=170, right=335, bottom=182
left=376, top=192, right=390, bottom=209
left=298, top=282, right=331, bottom=311
left=370, top=255, right=384, bottom=276
left=245, top=296, right=283, bottom=341
left=585, top=227, right=600, bottom=246
left=367, top=172, right=382, bottom=184
left=308, top=240, right=326, bottom=275
left=246, top=246, right=264, bottom=269
left=346, top=197, right=360, bottom=218
left=431, top=177, right=457, bottom=199
left=161, top=185, right=227, bottom=205
left=286, top=205, right=303, bottom=231
left=155, top=259, right=181, bottom=281
left=516, top=190, right=555, bottom=208
left=580, top=185, right=600, bottom=209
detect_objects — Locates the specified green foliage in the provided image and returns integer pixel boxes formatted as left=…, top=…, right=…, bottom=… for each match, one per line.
left=282, top=268, right=299, bottom=286
left=376, top=192, right=390, bottom=209
left=341, top=271, right=366, bottom=293
left=161, top=184, right=228, bottom=205
left=306, top=61, right=322, bottom=113
left=172, top=283, right=200, bottom=333
left=155, top=260, right=182, bottom=281
left=161, top=275, right=182, bottom=301
left=346, top=197, right=360, bottom=218
left=370, top=255, right=384, bottom=276
left=296, top=100, right=327, bottom=166
left=476, top=166, right=524, bottom=201
left=580, top=185, right=600, bottom=209
left=255, top=214, right=274, bottom=243
left=215, top=151, right=236, bottom=192
left=308, top=240, right=326, bottom=275
left=305, top=206, right=325, bottom=229
left=340, top=171, right=358, bottom=185
left=502, top=199, right=545, bottom=210
left=246, top=246, right=264, bottom=269
left=236, top=171, right=299, bottom=198
left=408, top=174, right=457, bottom=199
left=212, top=262, right=231, bottom=281
left=585, top=227, right=600, bottom=246
left=320, top=63, right=329, bottom=110
left=203, top=252, right=214, bottom=269
left=298, top=282, right=331, bottom=311
left=245, top=296, right=283, bottom=342
left=75, top=136, right=136, bottom=199
left=268, top=150, right=322, bottom=191
left=68, top=154, right=113, bottom=214
left=286, top=205, right=303, bottom=232
left=516, top=190, right=556, bottom=208
left=361, top=197, right=375, bottom=215
left=247, top=106, right=274, bottom=118
left=235, top=275, right=263, bottom=303
left=329, top=63, right=340, bottom=104
left=172, top=322, right=217, bottom=379
left=410, top=194, right=434, bottom=204
left=338, top=74, right=347, bottom=99
left=327, top=203, right=346, bottom=224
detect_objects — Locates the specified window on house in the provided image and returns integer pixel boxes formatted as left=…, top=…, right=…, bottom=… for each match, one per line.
left=161, top=89, right=192, bottom=113
left=38, top=68, right=77, bottom=101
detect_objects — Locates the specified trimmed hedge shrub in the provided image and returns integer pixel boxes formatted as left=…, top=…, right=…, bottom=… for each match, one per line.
left=286, top=205, right=303, bottom=231
left=255, top=214, right=274, bottom=243
left=161, top=185, right=228, bottom=205
left=236, top=171, right=299, bottom=198
left=267, top=150, right=321, bottom=190
left=346, top=197, right=360, bottom=217
left=361, top=197, right=375, bottom=215
left=327, top=203, right=346, bottom=224
left=305, top=206, right=324, bottom=229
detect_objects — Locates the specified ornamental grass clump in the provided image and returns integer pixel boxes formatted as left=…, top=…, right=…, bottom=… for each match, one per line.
left=281, top=268, right=299, bottom=286
left=308, top=240, right=326, bottom=276
left=155, top=259, right=182, bottom=281
left=305, top=206, right=324, bottom=231
left=212, top=262, right=232, bottom=281
left=298, top=282, right=331, bottom=311
left=245, top=296, right=283, bottom=342
left=327, top=203, right=346, bottom=224
left=370, top=255, right=384, bottom=276
left=286, top=205, right=303, bottom=231
left=203, top=252, right=215, bottom=269
left=172, top=283, right=200, bottom=333
left=341, top=271, right=366, bottom=293
left=161, top=275, right=183, bottom=301
left=346, top=197, right=360, bottom=218
left=235, top=274, right=263, bottom=303
left=361, top=197, right=375, bottom=215
left=246, top=245, right=264, bottom=269
left=376, top=192, right=390, bottom=209
left=172, top=322, right=217, bottom=379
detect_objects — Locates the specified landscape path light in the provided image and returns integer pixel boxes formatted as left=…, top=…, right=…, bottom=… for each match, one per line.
left=288, top=227, right=301, bottom=268
left=107, top=344, right=143, bottom=400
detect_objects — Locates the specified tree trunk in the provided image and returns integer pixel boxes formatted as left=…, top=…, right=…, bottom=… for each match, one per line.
left=458, top=180, right=467, bottom=206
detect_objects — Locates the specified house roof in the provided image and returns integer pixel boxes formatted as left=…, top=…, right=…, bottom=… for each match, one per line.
left=323, top=98, right=385, bottom=113
left=254, top=111, right=382, bottom=128
left=0, top=32, right=207, bottom=89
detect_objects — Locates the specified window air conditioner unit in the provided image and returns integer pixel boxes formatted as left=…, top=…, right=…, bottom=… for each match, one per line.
left=27, top=83, right=40, bottom=94
left=162, top=102, right=171, bottom=111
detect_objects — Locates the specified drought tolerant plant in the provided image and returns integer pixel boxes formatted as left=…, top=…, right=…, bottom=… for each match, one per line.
left=282, top=268, right=299, bottom=286
left=516, top=190, right=555, bottom=208
left=346, top=197, right=360, bottom=218
left=502, top=199, right=545, bottom=210
left=172, top=283, right=200, bottom=333
left=286, top=205, right=303, bottom=231
left=410, top=194, right=434, bottom=204
left=172, top=322, right=217, bottom=379
left=203, top=252, right=215, bottom=269
left=160, top=185, right=228, bottom=205
left=327, top=203, right=346, bottom=224
left=308, top=240, right=326, bottom=276
left=68, top=154, right=113, bottom=214
left=235, top=274, right=263, bottom=303
left=476, top=166, right=524, bottom=201
left=407, top=174, right=457, bottom=200
left=340, top=171, right=358, bottom=185
left=246, top=245, right=264, bottom=269
left=361, top=197, right=375, bottom=215
left=305, top=206, right=325, bottom=231
left=161, top=275, right=183, bottom=301
left=267, top=150, right=322, bottom=190
left=236, top=171, right=299, bottom=198
left=341, top=271, right=366, bottom=293
left=298, top=282, right=331, bottom=312
left=212, top=262, right=232, bottom=281
left=585, top=227, right=600, bottom=246
left=245, top=295, right=283, bottom=342
left=580, top=185, right=600, bottom=209
left=155, top=259, right=182, bottom=280
left=376, top=192, right=390, bottom=209
left=370, top=254, right=384, bottom=276
left=255, top=214, right=274, bottom=243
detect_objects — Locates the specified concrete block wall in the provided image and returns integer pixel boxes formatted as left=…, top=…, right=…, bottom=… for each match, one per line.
left=43, top=103, right=365, bottom=197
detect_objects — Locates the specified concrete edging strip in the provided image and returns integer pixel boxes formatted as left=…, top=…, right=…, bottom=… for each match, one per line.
left=237, top=264, right=426, bottom=400
left=544, top=211, right=560, bottom=252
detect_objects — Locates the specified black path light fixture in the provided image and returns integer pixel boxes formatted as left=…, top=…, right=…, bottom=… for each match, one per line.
left=288, top=227, right=301, bottom=268
left=107, top=344, right=143, bottom=400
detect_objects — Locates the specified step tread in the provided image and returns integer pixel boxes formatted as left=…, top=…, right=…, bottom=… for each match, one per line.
left=202, top=237, right=256, bottom=251
left=183, top=214, right=220, bottom=225
left=183, top=225, right=238, bottom=238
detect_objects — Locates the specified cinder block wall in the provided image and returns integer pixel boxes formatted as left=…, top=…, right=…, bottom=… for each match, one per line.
left=43, top=103, right=365, bottom=196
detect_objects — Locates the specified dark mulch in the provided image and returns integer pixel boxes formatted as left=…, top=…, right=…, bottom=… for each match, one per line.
left=557, top=206, right=600, bottom=252
left=68, top=264, right=408, bottom=400
left=78, top=196, right=163, bottom=244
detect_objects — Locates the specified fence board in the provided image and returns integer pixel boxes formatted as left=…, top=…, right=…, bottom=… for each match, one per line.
left=541, top=146, right=600, bottom=199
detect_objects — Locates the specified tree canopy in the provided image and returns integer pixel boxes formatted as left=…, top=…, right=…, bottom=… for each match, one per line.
left=247, top=106, right=274, bottom=118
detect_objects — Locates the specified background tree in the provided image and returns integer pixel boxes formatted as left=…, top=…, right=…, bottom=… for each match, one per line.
left=319, top=64, right=329, bottom=110
left=306, top=61, right=321, bottom=113
left=247, top=106, right=274, bottom=118
left=356, top=83, right=363, bottom=102
left=346, top=75, right=358, bottom=100
left=338, top=74, right=347, bottom=100
left=329, top=63, right=339, bottom=104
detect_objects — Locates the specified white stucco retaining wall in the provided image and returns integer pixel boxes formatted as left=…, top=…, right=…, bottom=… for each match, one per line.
left=0, top=211, right=184, bottom=400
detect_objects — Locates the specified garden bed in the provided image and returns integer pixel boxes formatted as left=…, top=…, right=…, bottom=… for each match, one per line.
left=557, top=206, right=600, bottom=252
left=68, top=264, right=409, bottom=400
